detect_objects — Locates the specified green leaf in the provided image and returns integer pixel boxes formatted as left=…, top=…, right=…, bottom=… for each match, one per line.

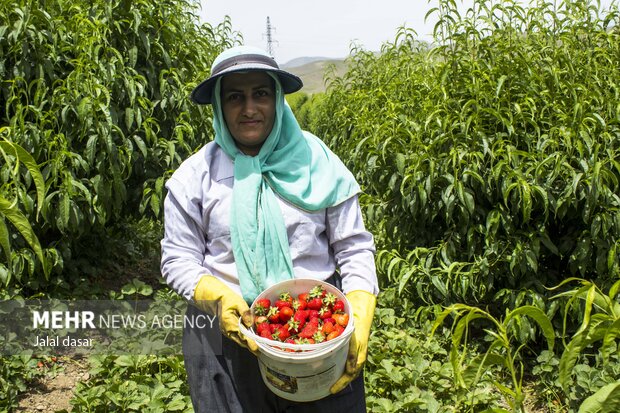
left=395, top=153, right=406, bottom=174
left=601, top=318, right=620, bottom=362
left=575, top=285, right=597, bottom=336
left=505, top=306, right=554, bottom=350
left=0, top=196, right=46, bottom=276
left=559, top=332, right=588, bottom=391
left=166, top=396, right=188, bottom=411
left=0, top=138, right=46, bottom=217
left=495, top=75, right=508, bottom=98
left=578, top=380, right=620, bottom=413
left=0, top=217, right=11, bottom=265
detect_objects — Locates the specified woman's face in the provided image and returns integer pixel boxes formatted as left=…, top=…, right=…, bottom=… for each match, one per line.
left=221, top=72, right=276, bottom=156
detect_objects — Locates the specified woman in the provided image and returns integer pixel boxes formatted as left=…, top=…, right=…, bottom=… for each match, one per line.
left=161, top=46, right=378, bottom=412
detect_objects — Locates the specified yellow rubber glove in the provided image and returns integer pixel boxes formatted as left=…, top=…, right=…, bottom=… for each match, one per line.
left=330, top=289, right=376, bottom=394
left=193, top=275, right=258, bottom=353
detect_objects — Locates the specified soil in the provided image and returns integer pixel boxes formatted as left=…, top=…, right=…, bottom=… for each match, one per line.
left=16, top=356, right=89, bottom=413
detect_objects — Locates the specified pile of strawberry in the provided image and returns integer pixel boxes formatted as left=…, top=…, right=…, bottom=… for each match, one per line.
left=252, top=284, right=349, bottom=345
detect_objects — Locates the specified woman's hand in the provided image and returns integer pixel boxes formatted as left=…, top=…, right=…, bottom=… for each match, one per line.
left=194, top=275, right=258, bottom=353
left=330, top=290, right=376, bottom=393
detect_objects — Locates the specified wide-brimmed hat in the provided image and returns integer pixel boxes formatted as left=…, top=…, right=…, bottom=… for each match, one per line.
left=191, top=46, right=303, bottom=105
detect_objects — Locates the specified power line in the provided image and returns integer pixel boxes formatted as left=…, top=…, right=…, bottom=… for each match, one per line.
left=263, top=16, right=279, bottom=58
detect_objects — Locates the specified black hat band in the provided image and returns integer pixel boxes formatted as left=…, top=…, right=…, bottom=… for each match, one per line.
left=211, top=54, right=279, bottom=76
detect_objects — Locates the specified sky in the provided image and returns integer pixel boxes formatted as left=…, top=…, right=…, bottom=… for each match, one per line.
left=198, top=0, right=617, bottom=65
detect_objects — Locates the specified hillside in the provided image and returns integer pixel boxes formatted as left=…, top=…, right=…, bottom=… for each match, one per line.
left=283, top=58, right=349, bottom=94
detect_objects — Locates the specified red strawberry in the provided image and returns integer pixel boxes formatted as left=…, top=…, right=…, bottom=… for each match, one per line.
left=260, top=329, right=272, bottom=339
left=297, top=292, right=309, bottom=302
left=287, top=318, right=301, bottom=334
left=254, top=299, right=271, bottom=315
left=332, top=299, right=345, bottom=312
left=307, top=297, right=323, bottom=311
left=279, top=306, right=294, bottom=323
left=319, top=307, right=332, bottom=320
left=269, top=323, right=282, bottom=333
left=308, top=316, right=321, bottom=326
left=292, top=298, right=307, bottom=311
left=309, top=285, right=326, bottom=299
left=284, top=337, right=297, bottom=352
left=299, top=316, right=320, bottom=338
left=313, top=332, right=326, bottom=343
left=275, top=292, right=293, bottom=309
left=267, top=307, right=280, bottom=323
left=293, top=309, right=308, bottom=324
left=256, top=321, right=270, bottom=334
left=333, top=313, right=349, bottom=327
left=273, top=325, right=290, bottom=341
left=322, top=292, right=337, bottom=307
left=323, top=317, right=335, bottom=325
left=307, top=309, right=320, bottom=320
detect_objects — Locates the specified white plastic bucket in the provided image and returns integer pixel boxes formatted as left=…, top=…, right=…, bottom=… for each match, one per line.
left=239, top=278, right=354, bottom=402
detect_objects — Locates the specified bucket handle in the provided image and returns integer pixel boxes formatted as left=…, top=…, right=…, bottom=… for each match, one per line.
left=238, top=318, right=353, bottom=352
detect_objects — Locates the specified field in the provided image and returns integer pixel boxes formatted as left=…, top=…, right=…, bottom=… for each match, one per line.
left=1, top=0, right=619, bottom=412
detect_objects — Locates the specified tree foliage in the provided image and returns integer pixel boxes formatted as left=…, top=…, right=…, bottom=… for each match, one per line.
left=0, top=0, right=238, bottom=289
left=311, top=0, right=620, bottom=306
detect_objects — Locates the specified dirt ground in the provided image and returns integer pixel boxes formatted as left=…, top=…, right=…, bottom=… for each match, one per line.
left=16, top=356, right=90, bottom=413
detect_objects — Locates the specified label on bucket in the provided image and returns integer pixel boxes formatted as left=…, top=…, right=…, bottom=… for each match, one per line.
left=259, top=359, right=337, bottom=395
left=263, top=365, right=298, bottom=394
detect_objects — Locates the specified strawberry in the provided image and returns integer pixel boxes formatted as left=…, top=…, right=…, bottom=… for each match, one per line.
left=321, top=321, right=335, bottom=335
left=254, top=298, right=271, bottom=315
left=267, top=306, right=280, bottom=323
left=307, top=297, right=323, bottom=310
left=326, top=329, right=341, bottom=341
left=332, top=299, right=345, bottom=312
left=322, top=292, right=337, bottom=307
left=293, top=309, right=308, bottom=325
left=273, top=325, right=290, bottom=341
left=292, top=298, right=307, bottom=311
left=279, top=306, right=294, bottom=323
left=319, top=307, right=332, bottom=320
left=323, top=317, right=335, bottom=325
left=309, top=285, right=326, bottom=299
left=326, top=324, right=345, bottom=341
left=254, top=315, right=268, bottom=326
left=308, top=316, right=321, bottom=326
left=256, top=321, right=270, bottom=334
left=275, top=292, right=293, bottom=309
left=332, top=313, right=349, bottom=327
left=269, top=323, right=282, bottom=333
left=297, top=292, right=309, bottom=302
left=307, top=309, right=320, bottom=320
left=260, top=328, right=272, bottom=339
left=286, top=318, right=301, bottom=334
left=284, top=337, right=297, bottom=352
left=313, top=332, right=326, bottom=343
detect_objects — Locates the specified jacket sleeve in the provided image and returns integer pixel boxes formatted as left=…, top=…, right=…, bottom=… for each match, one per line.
left=326, top=195, right=379, bottom=296
left=160, top=176, right=210, bottom=302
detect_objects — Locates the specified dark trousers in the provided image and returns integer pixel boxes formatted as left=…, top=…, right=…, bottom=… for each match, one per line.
left=182, top=275, right=367, bottom=413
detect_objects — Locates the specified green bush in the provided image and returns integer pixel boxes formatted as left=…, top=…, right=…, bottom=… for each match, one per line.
left=313, top=0, right=620, bottom=306
left=0, top=0, right=238, bottom=291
